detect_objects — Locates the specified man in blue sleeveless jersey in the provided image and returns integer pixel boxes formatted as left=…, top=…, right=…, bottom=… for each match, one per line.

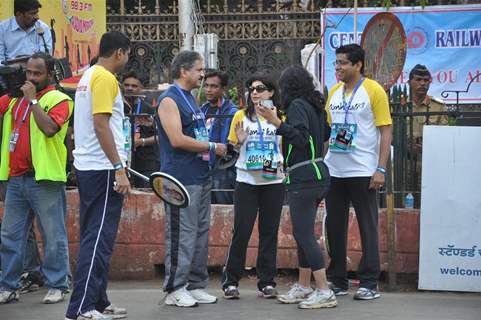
left=157, top=51, right=227, bottom=307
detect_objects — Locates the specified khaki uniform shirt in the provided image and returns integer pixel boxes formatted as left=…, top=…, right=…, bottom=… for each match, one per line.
left=412, top=96, right=448, bottom=140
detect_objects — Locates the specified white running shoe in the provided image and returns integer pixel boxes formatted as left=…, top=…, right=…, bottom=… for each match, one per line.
left=42, top=289, right=65, bottom=304
left=78, top=309, right=113, bottom=320
left=277, top=283, right=313, bottom=304
left=188, top=289, right=217, bottom=304
left=298, top=288, right=337, bottom=309
left=165, top=286, right=198, bottom=307
left=103, top=303, right=128, bottom=319
left=0, top=289, right=19, bottom=304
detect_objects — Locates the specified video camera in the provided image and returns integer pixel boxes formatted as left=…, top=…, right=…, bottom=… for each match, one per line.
left=0, top=57, right=28, bottom=97
left=0, top=55, right=72, bottom=98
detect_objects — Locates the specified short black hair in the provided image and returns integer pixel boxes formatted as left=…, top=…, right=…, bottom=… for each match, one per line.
left=336, top=44, right=365, bottom=74
left=171, top=51, right=202, bottom=80
left=98, top=31, right=131, bottom=58
left=122, top=70, right=144, bottom=85
left=14, top=0, right=41, bottom=15
left=204, top=70, right=229, bottom=87
left=29, top=52, right=55, bottom=74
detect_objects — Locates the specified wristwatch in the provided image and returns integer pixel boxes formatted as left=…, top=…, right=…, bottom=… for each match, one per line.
left=29, top=99, right=39, bottom=106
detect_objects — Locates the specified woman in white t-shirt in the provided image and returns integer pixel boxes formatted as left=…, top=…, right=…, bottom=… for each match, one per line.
left=221, top=72, right=285, bottom=300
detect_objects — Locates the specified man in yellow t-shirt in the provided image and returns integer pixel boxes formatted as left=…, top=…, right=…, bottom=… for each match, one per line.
left=66, top=31, right=131, bottom=320
left=324, top=44, right=392, bottom=301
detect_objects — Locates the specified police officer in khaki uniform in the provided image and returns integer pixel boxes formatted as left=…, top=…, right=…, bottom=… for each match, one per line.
left=408, top=64, right=448, bottom=195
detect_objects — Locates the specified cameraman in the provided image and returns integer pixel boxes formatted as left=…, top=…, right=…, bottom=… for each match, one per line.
left=0, top=0, right=53, bottom=293
left=0, top=0, right=52, bottom=64
left=0, top=52, right=72, bottom=304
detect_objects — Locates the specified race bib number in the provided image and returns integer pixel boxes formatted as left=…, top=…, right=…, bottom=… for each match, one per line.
left=329, top=123, right=358, bottom=153
left=246, top=140, right=277, bottom=170
left=194, top=127, right=210, bottom=161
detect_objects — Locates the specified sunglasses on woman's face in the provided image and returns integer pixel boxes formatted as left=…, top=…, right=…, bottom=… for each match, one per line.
left=249, top=85, right=269, bottom=93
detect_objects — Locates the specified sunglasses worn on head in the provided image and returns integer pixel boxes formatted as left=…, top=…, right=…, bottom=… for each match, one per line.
left=249, top=85, right=269, bottom=93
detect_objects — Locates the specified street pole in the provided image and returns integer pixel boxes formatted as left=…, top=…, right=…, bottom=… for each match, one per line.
left=179, top=0, right=194, bottom=51
left=354, top=0, right=358, bottom=44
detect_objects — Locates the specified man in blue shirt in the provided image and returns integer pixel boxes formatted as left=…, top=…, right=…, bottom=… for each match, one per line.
left=0, top=0, right=52, bottom=64
left=157, top=51, right=227, bottom=307
left=201, top=70, right=238, bottom=204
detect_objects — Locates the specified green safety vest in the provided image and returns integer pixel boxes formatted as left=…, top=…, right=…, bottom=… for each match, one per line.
left=0, top=90, right=73, bottom=182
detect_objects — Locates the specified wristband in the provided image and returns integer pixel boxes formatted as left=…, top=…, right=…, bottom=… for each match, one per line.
left=376, top=166, right=386, bottom=174
left=141, top=138, right=145, bottom=147
left=113, top=162, right=123, bottom=170
left=208, top=142, right=216, bottom=152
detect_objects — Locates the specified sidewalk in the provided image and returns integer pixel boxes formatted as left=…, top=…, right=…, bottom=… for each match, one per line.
left=1, top=278, right=480, bottom=320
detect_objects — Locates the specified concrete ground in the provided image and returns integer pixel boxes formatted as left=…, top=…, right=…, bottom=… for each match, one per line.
left=1, top=278, right=480, bottom=320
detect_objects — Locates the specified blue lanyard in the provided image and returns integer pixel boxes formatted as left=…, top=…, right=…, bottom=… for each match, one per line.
left=173, top=83, right=206, bottom=128
left=255, top=115, right=277, bottom=153
left=13, top=98, right=30, bottom=131
left=342, top=77, right=364, bottom=125
left=135, top=98, right=141, bottom=114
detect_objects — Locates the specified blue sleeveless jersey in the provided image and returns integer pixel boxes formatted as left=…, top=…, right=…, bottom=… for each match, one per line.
left=156, top=85, right=209, bottom=185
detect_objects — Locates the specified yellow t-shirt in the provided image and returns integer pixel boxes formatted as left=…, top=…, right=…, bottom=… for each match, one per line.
left=324, top=77, right=392, bottom=178
left=73, top=65, right=127, bottom=170
left=228, top=109, right=284, bottom=185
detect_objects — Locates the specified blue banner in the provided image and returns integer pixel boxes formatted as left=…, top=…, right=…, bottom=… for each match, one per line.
left=321, top=5, right=481, bottom=104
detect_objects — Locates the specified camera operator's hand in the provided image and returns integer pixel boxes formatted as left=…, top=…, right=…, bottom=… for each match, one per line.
left=21, top=81, right=37, bottom=103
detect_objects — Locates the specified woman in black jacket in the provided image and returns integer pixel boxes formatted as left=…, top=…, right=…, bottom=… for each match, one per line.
left=256, top=65, right=336, bottom=309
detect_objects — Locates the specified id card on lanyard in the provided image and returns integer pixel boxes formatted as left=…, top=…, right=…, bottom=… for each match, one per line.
left=329, top=78, right=363, bottom=153
left=245, top=117, right=278, bottom=175
left=9, top=98, right=28, bottom=153
left=204, top=97, right=224, bottom=134
left=174, top=83, right=210, bottom=161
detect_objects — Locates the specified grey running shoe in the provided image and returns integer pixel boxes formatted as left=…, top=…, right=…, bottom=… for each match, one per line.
left=277, top=283, right=313, bottom=304
left=258, top=285, right=278, bottom=299
left=353, top=287, right=380, bottom=300
left=298, top=289, right=337, bottom=309
left=223, top=285, right=240, bottom=299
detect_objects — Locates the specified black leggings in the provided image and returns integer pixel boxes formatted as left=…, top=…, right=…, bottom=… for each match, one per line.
left=287, top=186, right=329, bottom=271
left=222, top=182, right=285, bottom=290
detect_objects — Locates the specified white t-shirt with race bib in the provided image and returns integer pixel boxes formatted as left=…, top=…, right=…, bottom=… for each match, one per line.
left=73, top=65, right=128, bottom=170
left=324, top=78, right=392, bottom=178
left=228, top=110, right=284, bottom=185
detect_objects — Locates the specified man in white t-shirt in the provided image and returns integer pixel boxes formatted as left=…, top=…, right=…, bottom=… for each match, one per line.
left=324, top=44, right=392, bottom=301
left=65, top=31, right=131, bottom=320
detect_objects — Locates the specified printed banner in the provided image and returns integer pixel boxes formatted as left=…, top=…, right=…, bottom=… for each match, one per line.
left=419, top=126, right=481, bottom=292
left=321, top=5, right=481, bottom=104
left=1, top=0, right=106, bottom=78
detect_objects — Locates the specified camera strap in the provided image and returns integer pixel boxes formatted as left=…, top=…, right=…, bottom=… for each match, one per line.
left=13, top=98, right=30, bottom=131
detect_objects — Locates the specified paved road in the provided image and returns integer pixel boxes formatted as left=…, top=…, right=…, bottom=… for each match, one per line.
left=1, top=278, right=480, bottom=320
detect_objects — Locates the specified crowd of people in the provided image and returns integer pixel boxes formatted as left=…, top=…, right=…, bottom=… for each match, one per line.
left=0, top=1, right=449, bottom=319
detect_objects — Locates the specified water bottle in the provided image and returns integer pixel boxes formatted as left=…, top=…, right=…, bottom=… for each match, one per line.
left=405, top=193, right=414, bottom=209
left=123, top=117, right=132, bottom=164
